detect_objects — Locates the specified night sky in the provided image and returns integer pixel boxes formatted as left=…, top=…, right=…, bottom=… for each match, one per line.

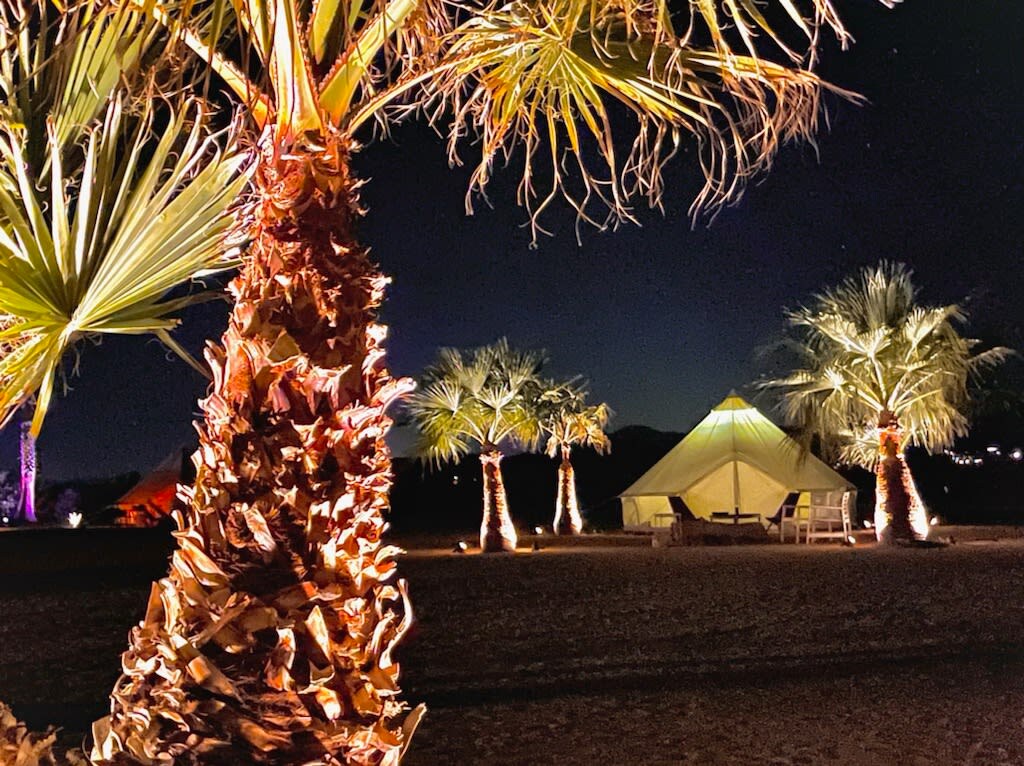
left=6, top=0, right=1022, bottom=481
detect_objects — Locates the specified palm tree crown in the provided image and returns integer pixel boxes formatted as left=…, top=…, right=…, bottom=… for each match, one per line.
left=541, top=381, right=612, bottom=459
left=0, top=1, right=250, bottom=433
left=765, top=262, right=1011, bottom=466
left=161, top=0, right=890, bottom=235
left=408, top=338, right=545, bottom=463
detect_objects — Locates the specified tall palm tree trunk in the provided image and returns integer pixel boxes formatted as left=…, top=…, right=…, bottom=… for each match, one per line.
left=874, top=418, right=926, bottom=545
left=553, top=445, right=581, bottom=535
left=17, top=422, right=36, bottom=523
left=93, top=135, right=418, bottom=764
left=479, top=448, right=516, bottom=552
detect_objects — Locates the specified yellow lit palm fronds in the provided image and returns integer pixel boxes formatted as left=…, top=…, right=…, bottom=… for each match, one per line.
left=0, top=0, right=162, bottom=170
left=0, top=98, right=250, bottom=433
left=540, top=380, right=612, bottom=457
left=157, top=0, right=449, bottom=139
left=762, top=262, right=1012, bottom=467
left=430, top=0, right=872, bottom=236
left=408, top=338, right=547, bottom=465
left=148, top=0, right=893, bottom=237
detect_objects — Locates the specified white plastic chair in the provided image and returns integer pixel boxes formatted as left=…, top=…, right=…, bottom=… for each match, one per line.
left=804, top=490, right=853, bottom=544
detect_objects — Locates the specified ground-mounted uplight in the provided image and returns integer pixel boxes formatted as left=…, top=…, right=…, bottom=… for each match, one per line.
left=1012, top=448, right=1023, bottom=462
left=844, top=535, right=856, bottom=546
left=1, top=516, right=8, bottom=526
left=452, top=540, right=469, bottom=554
left=533, top=526, right=544, bottom=535
left=68, top=512, right=83, bottom=528
left=929, top=516, right=940, bottom=527
left=863, top=519, right=873, bottom=529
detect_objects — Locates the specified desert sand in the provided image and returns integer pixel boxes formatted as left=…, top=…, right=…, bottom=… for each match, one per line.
left=2, top=540, right=1024, bottom=764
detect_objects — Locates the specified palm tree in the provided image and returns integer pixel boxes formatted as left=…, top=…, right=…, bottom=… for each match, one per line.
left=63, top=0, right=888, bottom=760
left=540, top=382, right=611, bottom=535
left=763, top=263, right=1010, bottom=544
left=408, top=340, right=544, bottom=552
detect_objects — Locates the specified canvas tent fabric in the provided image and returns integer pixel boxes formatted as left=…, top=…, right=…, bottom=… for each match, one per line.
left=114, top=450, right=185, bottom=526
left=620, top=393, right=853, bottom=528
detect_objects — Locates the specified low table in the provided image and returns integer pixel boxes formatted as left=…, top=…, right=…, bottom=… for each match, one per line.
left=710, top=510, right=762, bottom=525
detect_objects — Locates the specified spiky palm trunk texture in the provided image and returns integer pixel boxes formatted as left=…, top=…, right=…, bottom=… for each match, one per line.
left=18, top=422, right=37, bottom=523
left=875, top=422, right=925, bottom=545
left=553, top=446, right=581, bottom=535
left=479, top=449, right=516, bottom=552
left=92, top=136, right=418, bottom=765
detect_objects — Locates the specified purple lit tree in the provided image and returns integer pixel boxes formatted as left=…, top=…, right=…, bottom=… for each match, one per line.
left=18, top=422, right=36, bottom=523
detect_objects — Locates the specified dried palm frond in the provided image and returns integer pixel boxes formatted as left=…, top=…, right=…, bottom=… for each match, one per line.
left=0, top=702, right=57, bottom=766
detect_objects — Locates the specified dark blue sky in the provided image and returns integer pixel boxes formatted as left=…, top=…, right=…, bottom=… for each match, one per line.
left=7, top=0, right=1022, bottom=480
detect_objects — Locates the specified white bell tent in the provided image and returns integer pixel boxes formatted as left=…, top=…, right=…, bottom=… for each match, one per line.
left=620, top=393, right=853, bottom=528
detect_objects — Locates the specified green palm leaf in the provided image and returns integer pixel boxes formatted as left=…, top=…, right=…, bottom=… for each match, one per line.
left=0, top=0, right=161, bottom=171
left=0, top=98, right=250, bottom=433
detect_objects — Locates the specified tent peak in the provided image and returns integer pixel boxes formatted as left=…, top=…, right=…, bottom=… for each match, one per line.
left=714, top=392, right=754, bottom=412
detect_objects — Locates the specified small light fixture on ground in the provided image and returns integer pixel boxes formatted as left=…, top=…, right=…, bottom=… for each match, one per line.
left=452, top=540, right=468, bottom=554
left=533, top=526, right=544, bottom=535
left=68, top=512, right=83, bottom=528
left=929, top=516, right=940, bottom=526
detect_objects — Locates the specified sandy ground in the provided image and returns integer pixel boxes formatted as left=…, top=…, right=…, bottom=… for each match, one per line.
left=3, top=541, right=1024, bottom=764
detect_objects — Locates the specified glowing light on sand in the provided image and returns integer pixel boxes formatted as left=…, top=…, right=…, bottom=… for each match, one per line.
left=534, top=526, right=544, bottom=535
left=68, top=512, right=83, bottom=528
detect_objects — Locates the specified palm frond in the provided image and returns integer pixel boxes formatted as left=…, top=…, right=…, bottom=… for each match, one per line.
left=0, top=98, right=251, bottom=433
left=408, top=338, right=547, bottom=464
left=0, top=0, right=161, bottom=172
left=762, top=262, right=1010, bottom=467
left=424, top=0, right=880, bottom=238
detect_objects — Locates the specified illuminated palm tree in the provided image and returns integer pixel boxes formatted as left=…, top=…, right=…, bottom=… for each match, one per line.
left=408, top=340, right=544, bottom=552
left=85, top=0, right=896, bottom=760
left=764, top=263, right=1010, bottom=544
left=541, top=382, right=611, bottom=535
